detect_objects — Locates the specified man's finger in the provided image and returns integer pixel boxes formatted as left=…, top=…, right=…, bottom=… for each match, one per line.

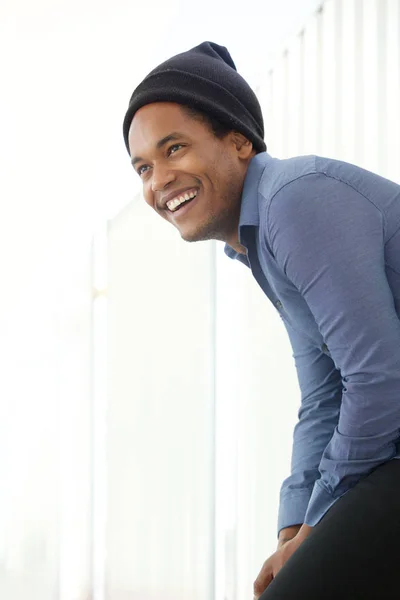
left=253, top=560, right=273, bottom=599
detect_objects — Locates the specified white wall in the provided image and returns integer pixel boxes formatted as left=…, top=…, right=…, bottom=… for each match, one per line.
left=214, top=249, right=299, bottom=600
left=106, top=202, right=216, bottom=600
left=260, top=0, right=400, bottom=180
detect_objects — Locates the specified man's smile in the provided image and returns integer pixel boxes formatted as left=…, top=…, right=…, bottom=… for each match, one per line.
left=161, top=187, right=199, bottom=212
left=167, top=189, right=201, bottom=220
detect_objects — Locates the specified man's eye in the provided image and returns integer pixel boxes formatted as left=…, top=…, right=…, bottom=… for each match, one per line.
left=137, top=164, right=150, bottom=176
left=168, top=144, right=183, bottom=156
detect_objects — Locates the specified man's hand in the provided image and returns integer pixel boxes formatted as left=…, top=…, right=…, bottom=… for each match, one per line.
left=253, top=525, right=313, bottom=599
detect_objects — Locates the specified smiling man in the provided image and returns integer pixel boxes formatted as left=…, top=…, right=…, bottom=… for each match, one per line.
left=122, top=42, right=400, bottom=599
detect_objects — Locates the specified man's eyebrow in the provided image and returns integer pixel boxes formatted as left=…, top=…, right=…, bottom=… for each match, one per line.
left=130, top=132, right=183, bottom=167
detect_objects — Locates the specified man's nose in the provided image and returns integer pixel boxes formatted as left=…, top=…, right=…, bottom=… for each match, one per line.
left=151, top=163, right=176, bottom=192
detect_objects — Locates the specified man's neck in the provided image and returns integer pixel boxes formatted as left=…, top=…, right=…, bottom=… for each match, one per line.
left=225, top=236, right=247, bottom=255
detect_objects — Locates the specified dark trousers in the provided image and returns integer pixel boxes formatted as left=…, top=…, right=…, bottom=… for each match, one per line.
left=261, top=459, right=400, bottom=600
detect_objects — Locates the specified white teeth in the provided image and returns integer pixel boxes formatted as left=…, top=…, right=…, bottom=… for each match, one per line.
left=167, top=190, right=198, bottom=212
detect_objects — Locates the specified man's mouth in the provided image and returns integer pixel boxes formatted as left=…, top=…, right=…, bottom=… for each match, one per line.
left=166, top=189, right=198, bottom=213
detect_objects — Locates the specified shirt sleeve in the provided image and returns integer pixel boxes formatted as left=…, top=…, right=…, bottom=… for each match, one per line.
left=277, top=315, right=342, bottom=537
left=267, top=173, right=400, bottom=527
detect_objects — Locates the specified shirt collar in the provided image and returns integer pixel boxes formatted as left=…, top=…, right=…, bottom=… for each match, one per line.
left=224, top=152, right=271, bottom=260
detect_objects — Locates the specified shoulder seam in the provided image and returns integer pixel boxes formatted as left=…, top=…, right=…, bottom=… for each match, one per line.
left=264, top=171, right=388, bottom=249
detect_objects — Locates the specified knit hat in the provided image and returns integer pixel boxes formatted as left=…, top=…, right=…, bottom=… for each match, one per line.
left=122, top=41, right=266, bottom=155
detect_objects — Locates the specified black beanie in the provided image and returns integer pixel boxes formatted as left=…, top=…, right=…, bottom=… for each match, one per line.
left=122, top=41, right=266, bottom=155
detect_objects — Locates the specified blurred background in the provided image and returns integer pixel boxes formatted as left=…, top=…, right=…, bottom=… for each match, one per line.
left=0, top=0, right=399, bottom=598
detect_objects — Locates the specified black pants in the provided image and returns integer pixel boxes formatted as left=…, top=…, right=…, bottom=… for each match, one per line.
left=261, top=459, right=400, bottom=600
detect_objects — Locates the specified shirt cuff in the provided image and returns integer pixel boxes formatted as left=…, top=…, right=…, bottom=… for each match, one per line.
left=304, top=479, right=346, bottom=526
left=277, top=489, right=313, bottom=538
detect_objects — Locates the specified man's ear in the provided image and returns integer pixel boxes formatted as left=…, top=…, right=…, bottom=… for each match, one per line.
left=231, top=131, right=254, bottom=158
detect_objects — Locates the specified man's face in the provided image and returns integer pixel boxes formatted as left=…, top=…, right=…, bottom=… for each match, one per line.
left=128, top=102, right=252, bottom=243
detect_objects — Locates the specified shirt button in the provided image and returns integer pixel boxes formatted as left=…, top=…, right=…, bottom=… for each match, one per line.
left=275, top=300, right=283, bottom=310
left=321, top=343, right=329, bottom=353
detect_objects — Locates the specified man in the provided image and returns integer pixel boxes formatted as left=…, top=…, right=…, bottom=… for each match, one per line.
left=122, top=42, right=400, bottom=599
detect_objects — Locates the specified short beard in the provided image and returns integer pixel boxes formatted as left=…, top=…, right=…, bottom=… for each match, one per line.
left=180, top=204, right=238, bottom=243
left=180, top=177, right=243, bottom=244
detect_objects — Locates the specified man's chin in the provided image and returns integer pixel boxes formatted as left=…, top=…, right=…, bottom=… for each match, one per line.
left=176, top=222, right=205, bottom=243
left=177, top=216, right=227, bottom=244
left=179, top=225, right=218, bottom=243
left=180, top=230, right=207, bottom=243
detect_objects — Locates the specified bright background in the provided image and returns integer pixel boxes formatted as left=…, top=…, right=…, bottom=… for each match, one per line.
left=1, top=0, right=399, bottom=599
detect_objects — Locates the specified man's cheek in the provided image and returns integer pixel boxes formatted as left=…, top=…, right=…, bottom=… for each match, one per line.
left=179, top=156, right=203, bottom=175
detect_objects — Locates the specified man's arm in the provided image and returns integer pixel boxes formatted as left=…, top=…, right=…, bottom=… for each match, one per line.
left=268, top=172, right=400, bottom=527
left=277, top=314, right=342, bottom=538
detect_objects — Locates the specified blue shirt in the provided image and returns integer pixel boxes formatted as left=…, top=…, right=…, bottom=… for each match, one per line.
left=224, top=152, right=400, bottom=537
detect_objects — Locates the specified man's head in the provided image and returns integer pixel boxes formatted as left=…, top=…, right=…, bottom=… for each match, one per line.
left=123, top=42, right=266, bottom=246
